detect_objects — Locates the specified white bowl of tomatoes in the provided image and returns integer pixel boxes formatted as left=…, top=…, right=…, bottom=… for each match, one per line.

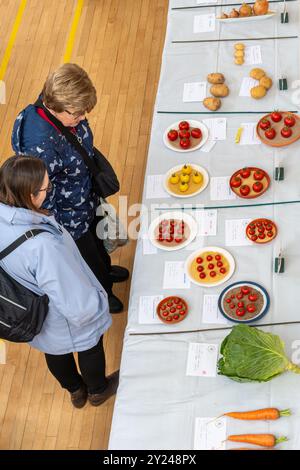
left=163, top=119, right=209, bottom=152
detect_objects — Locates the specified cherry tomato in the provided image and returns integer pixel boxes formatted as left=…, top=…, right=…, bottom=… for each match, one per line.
left=179, top=138, right=191, bottom=149
left=207, top=255, right=213, bottom=261
left=240, top=168, right=251, bottom=179
left=284, top=114, right=296, bottom=127
left=281, top=126, right=292, bottom=139
left=167, top=236, right=174, bottom=242
left=175, top=238, right=183, bottom=243
left=170, top=307, right=176, bottom=313
left=247, top=304, right=256, bottom=313
left=225, top=298, right=231, bottom=303
left=248, top=293, right=258, bottom=302
left=210, top=271, right=216, bottom=277
left=241, top=287, right=250, bottom=295
left=179, top=310, right=185, bottom=315
left=258, top=233, right=266, bottom=239
left=166, top=317, right=172, bottom=322
left=173, top=298, right=180, bottom=304
left=196, top=257, right=203, bottom=264
left=251, top=235, right=258, bottom=241
left=238, top=301, right=244, bottom=308
left=179, top=121, right=190, bottom=131
left=199, top=272, right=206, bottom=279
left=162, top=311, right=169, bottom=317
left=176, top=305, right=183, bottom=310
left=215, top=255, right=221, bottom=261
left=231, top=294, right=235, bottom=299
left=237, top=293, right=244, bottom=300
left=167, top=301, right=173, bottom=307
left=173, top=315, right=179, bottom=320
left=240, top=185, right=250, bottom=197
left=258, top=227, right=265, bottom=234
left=230, top=303, right=235, bottom=309
left=208, top=263, right=215, bottom=270
left=265, top=128, right=276, bottom=140
left=236, top=308, right=246, bottom=317
left=249, top=229, right=255, bottom=235
left=220, top=268, right=226, bottom=274
left=267, top=231, right=273, bottom=237
left=197, top=265, right=204, bottom=272
left=217, top=261, right=223, bottom=267
left=179, top=129, right=191, bottom=139
left=259, top=118, right=271, bottom=131
left=191, top=128, right=202, bottom=139
left=167, top=129, right=178, bottom=141
left=271, top=111, right=282, bottom=123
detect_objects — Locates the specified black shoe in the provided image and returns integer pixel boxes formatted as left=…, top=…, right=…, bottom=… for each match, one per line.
left=70, top=384, right=88, bottom=408
left=109, top=295, right=124, bottom=314
left=88, top=371, right=120, bottom=406
left=109, top=265, right=129, bottom=283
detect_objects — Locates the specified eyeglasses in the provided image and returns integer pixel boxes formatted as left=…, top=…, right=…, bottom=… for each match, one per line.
left=64, top=109, right=86, bottom=119
left=37, top=181, right=53, bottom=194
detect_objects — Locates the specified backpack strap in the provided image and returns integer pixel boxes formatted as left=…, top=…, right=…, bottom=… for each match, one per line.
left=0, top=229, right=47, bottom=261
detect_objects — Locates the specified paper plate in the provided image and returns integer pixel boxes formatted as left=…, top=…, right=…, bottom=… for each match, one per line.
left=148, top=211, right=198, bottom=251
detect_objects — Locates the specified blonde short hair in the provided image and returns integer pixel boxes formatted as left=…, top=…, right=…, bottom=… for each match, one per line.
left=42, top=63, right=97, bottom=115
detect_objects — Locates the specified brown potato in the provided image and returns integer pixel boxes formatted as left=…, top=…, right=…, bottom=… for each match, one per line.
left=207, top=73, right=225, bottom=84
left=210, top=84, right=229, bottom=98
left=259, top=76, right=273, bottom=90
left=203, top=97, right=222, bottom=111
left=250, top=85, right=267, bottom=99
left=250, top=68, right=266, bottom=80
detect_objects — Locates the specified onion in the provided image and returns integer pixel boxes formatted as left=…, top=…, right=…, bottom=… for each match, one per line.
left=239, top=3, right=252, bottom=17
left=229, top=8, right=239, bottom=18
left=253, top=0, right=269, bottom=15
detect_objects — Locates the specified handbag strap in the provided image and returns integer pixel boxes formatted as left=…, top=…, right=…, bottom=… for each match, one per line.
left=34, top=98, right=100, bottom=180
left=0, top=229, right=47, bottom=261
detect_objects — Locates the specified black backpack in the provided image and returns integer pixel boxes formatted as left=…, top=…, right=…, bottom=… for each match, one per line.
left=0, top=229, right=49, bottom=343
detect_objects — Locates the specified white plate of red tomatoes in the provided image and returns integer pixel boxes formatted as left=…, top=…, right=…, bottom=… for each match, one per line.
left=256, top=111, right=300, bottom=147
left=163, top=119, right=209, bottom=152
left=230, top=167, right=270, bottom=199
left=148, top=211, right=198, bottom=252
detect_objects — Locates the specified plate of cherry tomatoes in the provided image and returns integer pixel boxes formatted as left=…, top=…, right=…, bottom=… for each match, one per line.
left=148, top=211, right=198, bottom=251
left=230, top=167, right=270, bottom=199
left=163, top=119, right=209, bottom=152
left=156, top=296, right=188, bottom=324
left=246, top=218, right=277, bottom=244
left=256, top=111, right=300, bottom=147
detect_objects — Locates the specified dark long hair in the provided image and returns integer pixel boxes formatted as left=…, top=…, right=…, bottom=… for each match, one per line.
left=0, top=155, right=48, bottom=215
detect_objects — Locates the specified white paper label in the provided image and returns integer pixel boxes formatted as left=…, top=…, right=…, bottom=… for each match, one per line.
left=239, top=77, right=259, bottom=97
left=138, top=296, right=163, bottom=324
left=239, top=123, right=261, bottom=145
left=202, top=295, right=229, bottom=325
left=146, top=175, right=171, bottom=199
left=225, top=219, right=252, bottom=246
left=202, top=118, right=227, bottom=141
left=194, top=417, right=227, bottom=450
left=210, top=177, right=237, bottom=201
left=163, top=261, right=191, bottom=289
left=193, top=14, right=216, bottom=33
left=244, top=45, right=262, bottom=65
left=186, top=342, right=219, bottom=377
left=183, top=82, right=207, bottom=102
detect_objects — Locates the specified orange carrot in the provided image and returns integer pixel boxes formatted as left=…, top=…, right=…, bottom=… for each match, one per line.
left=229, top=448, right=274, bottom=451
left=224, top=408, right=291, bottom=420
left=227, top=434, right=288, bottom=447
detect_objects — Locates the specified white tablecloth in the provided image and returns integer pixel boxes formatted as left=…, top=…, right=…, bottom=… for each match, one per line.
left=109, top=0, right=300, bottom=450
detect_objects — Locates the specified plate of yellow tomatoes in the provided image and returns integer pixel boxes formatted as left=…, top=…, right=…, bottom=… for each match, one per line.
left=163, top=164, right=209, bottom=198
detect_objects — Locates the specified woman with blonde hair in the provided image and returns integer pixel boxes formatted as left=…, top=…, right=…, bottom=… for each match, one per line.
left=0, top=155, right=119, bottom=408
left=12, top=63, right=128, bottom=313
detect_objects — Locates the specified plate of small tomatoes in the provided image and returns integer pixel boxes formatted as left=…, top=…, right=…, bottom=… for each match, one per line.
left=246, top=218, right=277, bottom=244
left=230, top=167, right=270, bottom=199
left=256, top=111, right=300, bottom=147
left=163, top=119, right=209, bottom=152
left=156, top=296, right=188, bottom=324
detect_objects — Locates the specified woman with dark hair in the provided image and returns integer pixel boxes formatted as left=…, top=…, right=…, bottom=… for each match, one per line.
left=0, top=155, right=119, bottom=408
left=11, top=63, right=129, bottom=314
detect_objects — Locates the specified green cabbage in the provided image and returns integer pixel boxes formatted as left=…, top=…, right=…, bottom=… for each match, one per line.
left=218, top=324, right=300, bottom=383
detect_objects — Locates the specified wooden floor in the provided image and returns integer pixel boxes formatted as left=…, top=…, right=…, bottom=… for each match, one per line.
left=0, top=0, right=168, bottom=449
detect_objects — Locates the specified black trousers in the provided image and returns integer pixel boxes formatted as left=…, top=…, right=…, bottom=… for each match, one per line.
left=75, top=216, right=113, bottom=296
left=44, top=336, right=108, bottom=394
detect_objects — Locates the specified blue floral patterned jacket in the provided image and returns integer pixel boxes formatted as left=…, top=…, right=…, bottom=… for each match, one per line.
left=11, top=103, right=99, bottom=240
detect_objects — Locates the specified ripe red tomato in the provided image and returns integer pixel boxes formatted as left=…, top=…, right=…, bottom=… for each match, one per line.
left=238, top=301, right=244, bottom=308
left=240, top=168, right=251, bottom=179
left=281, top=127, right=292, bottom=138
left=215, top=255, right=221, bottom=261
left=284, top=114, right=296, bottom=127
left=236, top=308, right=246, bottom=317
left=208, top=263, right=214, bottom=270
left=179, top=129, right=191, bottom=139
left=253, top=170, right=265, bottom=181
left=217, top=261, right=223, bottom=268
left=167, top=301, right=173, bottom=307
left=210, top=271, right=216, bottom=277
left=179, top=138, right=191, bottom=149
left=173, top=315, right=179, bottom=320
left=247, top=304, right=256, bottom=313
left=179, top=310, right=185, bottom=315
left=240, top=185, right=250, bottom=196
left=179, top=121, right=190, bottom=131
left=231, top=176, right=242, bottom=188
left=252, top=181, right=263, bottom=193
left=267, top=231, right=273, bottom=237
left=258, top=233, right=266, bottom=239
left=271, top=111, right=282, bottom=123
left=230, top=303, right=235, bottom=309
left=207, top=255, right=213, bottom=261
left=170, top=307, right=176, bottom=313
left=175, top=238, right=183, bottom=243
left=251, top=235, right=258, bottom=241
left=259, top=119, right=271, bottom=131
left=196, top=257, right=203, bottom=264
left=265, top=128, right=276, bottom=140
left=173, top=298, right=180, bottom=304
left=167, top=129, right=178, bottom=141
left=199, top=272, right=206, bottom=279
left=241, top=286, right=250, bottom=295
left=237, top=293, right=243, bottom=300
left=197, top=266, right=204, bottom=272
left=191, top=128, right=202, bottom=139
left=248, top=293, right=258, bottom=302
left=220, top=267, right=226, bottom=274
left=225, top=298, right=231, bottom=303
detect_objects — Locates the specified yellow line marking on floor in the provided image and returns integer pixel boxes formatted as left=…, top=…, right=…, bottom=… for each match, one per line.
left=63, top=0, right=84, bottom=63
left=0, top=0, right=28, bottom=81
